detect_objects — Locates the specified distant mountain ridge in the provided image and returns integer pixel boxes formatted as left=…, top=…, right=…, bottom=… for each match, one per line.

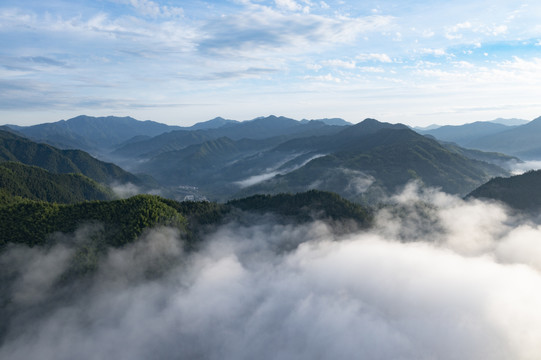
left=470, top=116, right=541, bottom=159
left=416, top=116, right=541, bottom=159
left=113, top=115, right=349, bottom=159
left=1, top=115, right=516, bottom=203
left=417, top=121, right=512, bottom=145
left=6, top=115, right=183, bottom=153
left=489, top=118, right=529, bottom=126
left=5, top=115, right=351, bottom=158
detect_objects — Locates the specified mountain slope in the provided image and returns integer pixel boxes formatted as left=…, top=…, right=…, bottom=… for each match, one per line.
left=0, top=195, right=187, bottom=249
left=128, top=118, right=508, bottom=201
left=0, top=162, right=114, bottom=203
left=0, top=130, right=143, bottom=186
left=468, top=170, right=541, bottom=210
left=228, top=190, right=371, bottom=226
left=238, top=123, right=507, bottom=201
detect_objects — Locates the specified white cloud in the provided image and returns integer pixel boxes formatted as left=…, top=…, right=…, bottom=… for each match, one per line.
left=420, top=48, right=446, bottom=56
left=307, top=63, right=322, bottom=71
left=126, top=0, right=184, bottom=18
left=359, top=66, right=384, bottom=73
left=487, top=24, right=508, bottom=36
left=275, top=0, right=303, bottom=12
left=304, top=73, right=341, bottom=82
left=445, top=21, right=472, bottom=40
left=356, top=53, right=393, bottom=63
left=321, top=59, right=356, bottom=68
left=453, top=60, right=475, bottom=69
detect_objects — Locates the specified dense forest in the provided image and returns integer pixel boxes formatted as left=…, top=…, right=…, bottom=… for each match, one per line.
left=0, top=162, right=113, bottom=203
left=468, top=169, right=541, bottom=210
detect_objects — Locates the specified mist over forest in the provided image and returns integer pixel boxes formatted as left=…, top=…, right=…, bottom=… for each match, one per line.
left=3, top=183, right=541, bottom=360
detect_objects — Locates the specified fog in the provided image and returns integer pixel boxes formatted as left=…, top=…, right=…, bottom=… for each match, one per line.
left=508, top=160, right=541, bottom=175
left=235, top=153, right=326, bottom=188
left=2, top=185, right=541, bottom=359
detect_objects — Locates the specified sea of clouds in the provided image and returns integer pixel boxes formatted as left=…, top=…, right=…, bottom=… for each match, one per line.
left=2, top=184, right=541, bottom=360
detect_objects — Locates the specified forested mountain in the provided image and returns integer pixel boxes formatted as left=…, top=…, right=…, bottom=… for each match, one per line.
left=468, top=170, right=541, bottom=210
left=128, top=119, right=396, bottom=197
left=139, top=136, right=285, bottom=186
left=112, top=115, right=348, bottom=159
left=0, top=116, right=515, bottom=203
left=236, top=121, right=507, bottom=202
left=439, top=142, right=519, bottom=167
left=112, top=129, right=215, bottom=158
left=133, top=118, right=506, bottom=201
left=0, top=162, right=113, bottom=203
left=228, top=190, right=371, bottom=225
left=0, top=195, right=187, bottom=248
left=6, top=115, right=182, bottom=153
left=0, top=130, right=144, bottom=186
left=0, top=190, right=370, bottom=252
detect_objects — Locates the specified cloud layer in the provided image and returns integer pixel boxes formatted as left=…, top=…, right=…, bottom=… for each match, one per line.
left=2, top=186, right=541, bottom=359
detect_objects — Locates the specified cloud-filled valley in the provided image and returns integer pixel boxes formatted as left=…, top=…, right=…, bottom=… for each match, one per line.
left=3, top=185, right=541, bottom=360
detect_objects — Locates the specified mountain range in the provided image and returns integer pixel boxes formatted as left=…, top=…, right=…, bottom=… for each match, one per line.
left=2, top=115, right=516, bottom=203
left=418, top=116, right=541, bottom=159
left=125, top=117, right=507, bottom=202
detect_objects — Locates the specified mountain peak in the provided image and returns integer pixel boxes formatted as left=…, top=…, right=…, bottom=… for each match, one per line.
left=350, top=118, right=407, bottom=132
left=189, top=117, right=239, bottom=130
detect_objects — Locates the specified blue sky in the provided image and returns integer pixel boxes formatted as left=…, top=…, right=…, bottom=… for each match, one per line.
left=1, top=0, right=540, bottom=126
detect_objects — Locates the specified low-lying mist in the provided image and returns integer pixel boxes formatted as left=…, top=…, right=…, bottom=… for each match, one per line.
left=2, top=184, right=541, bottom=359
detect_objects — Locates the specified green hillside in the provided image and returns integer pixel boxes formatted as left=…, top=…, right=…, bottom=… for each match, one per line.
left=0, top=195, right=187, bottom=248
left=0, top=190, right=371, bottom=251
left=468, top=170, right=541, bottom=210
left=228, top=190, right=371, bottom=225
left=0, top=130, right=143, bottom=185
left=0, top=162, right=113, bottom=203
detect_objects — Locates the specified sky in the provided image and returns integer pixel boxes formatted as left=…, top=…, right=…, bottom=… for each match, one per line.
left=1, top=0, right=540, bottom=127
